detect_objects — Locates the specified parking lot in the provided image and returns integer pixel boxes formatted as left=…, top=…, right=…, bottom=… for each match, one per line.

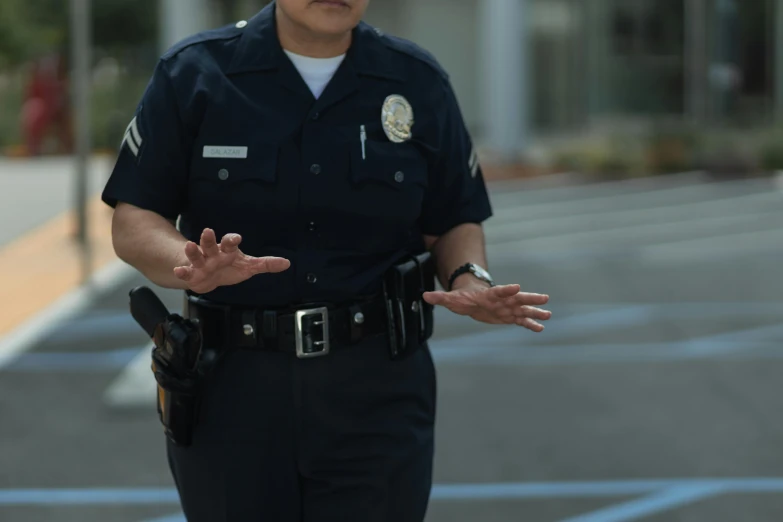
left=2, top=172, right=783, bottom=521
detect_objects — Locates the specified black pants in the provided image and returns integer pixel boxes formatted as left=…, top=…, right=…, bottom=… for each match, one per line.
left=166, top=333, right=437, bottom=521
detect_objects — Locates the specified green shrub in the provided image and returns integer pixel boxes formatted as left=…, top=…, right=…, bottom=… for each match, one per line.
left=757, top=133, right=783, bottom=172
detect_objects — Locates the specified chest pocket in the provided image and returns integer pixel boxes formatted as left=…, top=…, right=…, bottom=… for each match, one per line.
left=187, top=144, right=282, bottom=226
left=349, top=138, right=429, bottom=220
left=190, top=144, right=279, bottom=189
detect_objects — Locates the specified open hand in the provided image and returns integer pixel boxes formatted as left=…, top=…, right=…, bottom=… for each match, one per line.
left=173, top=228, right=290, bottom=294
left=423, top=282, right=551, bottom=332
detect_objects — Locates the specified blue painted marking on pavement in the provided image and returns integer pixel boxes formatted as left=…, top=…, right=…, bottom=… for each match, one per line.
left=142, top=515, right=185, bottom=522
left=431, top=341, right=783, bottom=365
left=3, top=349, right=141, bottom=371
left=3, top=303, right=780, bottom=371
left=56, top=313, right=142, bottom=343
left=5, top=322, right=783, bottom=372
left=680, top=322, right=783, bottom=350
left=49, top=302, right=783, bottom=349
left=5, top=478, right=783, bottom=506
left=428, top=478, right=783, bottom=500
left=0, top=488, right=179, bottom=505
left=430, top=320, right=783, bottom=365
left=558, top=484, right=723, bottom=522
left=438, top=303, right=783, bottom=349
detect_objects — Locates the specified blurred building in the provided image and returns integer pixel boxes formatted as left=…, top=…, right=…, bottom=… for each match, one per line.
left=162, top=0, right=779, bottom=161
left=363, top=0, right=778, bottom=160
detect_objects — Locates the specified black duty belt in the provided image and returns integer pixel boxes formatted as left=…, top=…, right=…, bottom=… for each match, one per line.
left=184, top=294, right=388, bottom=359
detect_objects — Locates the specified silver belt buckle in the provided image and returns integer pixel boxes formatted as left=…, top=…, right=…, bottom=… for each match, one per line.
left=294, top=307, right=330, bottom=358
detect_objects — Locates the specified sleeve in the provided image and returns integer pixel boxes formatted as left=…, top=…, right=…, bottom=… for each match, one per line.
left=101, top=59, right=192, bottom=221
left=417, top=76, right=493, bottom=237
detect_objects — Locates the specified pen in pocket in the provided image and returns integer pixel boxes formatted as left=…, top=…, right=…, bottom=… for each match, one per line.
left=360, top=125, right=366, bottom=160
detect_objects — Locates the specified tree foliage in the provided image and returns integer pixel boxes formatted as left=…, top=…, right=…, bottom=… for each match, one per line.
left=0, top=0, right=157, bottom=67
left=0, top=0, right=276, bottom=67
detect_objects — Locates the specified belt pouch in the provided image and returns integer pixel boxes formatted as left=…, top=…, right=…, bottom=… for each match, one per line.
left=383, top=251, right=436, bottom=359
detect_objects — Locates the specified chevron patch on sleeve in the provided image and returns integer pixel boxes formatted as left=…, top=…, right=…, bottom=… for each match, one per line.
left=469, top=147, right=479, bottom=178
left=121, top=116, right=143, bottom=157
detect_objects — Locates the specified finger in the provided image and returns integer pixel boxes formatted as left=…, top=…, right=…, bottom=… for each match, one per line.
left=516, top=317, right=545, bottom=332
left=200, top=228, right=220, bottom=258
left=220, top=233, right=242, bottom=254
left=514, top=305, right=553, bottom=321
left=184, top=242, right=206, bottom=268
left=486, top=284, right=521, bottom=300
left=248, top=256, right=291, bottom=274
left=513, top=292, right=550, bottom=305
left=173, top=266, right=194, bottom=281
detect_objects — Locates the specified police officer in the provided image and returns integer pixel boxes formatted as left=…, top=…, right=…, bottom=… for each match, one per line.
left=102, top=0, right=552, bottom=520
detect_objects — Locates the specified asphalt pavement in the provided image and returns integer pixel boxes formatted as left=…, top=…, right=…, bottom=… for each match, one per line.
left=2, top=171, right=783, bottom=521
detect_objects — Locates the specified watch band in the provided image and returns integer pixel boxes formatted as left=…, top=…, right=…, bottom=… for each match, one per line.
left=447, top=263, right=493, bottom=291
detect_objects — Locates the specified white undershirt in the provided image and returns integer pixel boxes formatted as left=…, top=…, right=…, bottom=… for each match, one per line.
left=284, top=50, right=345, bottom=99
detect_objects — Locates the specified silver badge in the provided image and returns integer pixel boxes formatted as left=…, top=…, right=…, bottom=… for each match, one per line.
left=381, top=94, right=414, bottom=143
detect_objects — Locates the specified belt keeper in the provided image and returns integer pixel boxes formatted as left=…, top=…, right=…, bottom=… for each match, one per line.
left=262, top=311, right=277, bottom=338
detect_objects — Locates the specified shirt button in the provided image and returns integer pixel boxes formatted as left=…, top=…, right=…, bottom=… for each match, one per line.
left=394, top=171, right=405, bottom=183
left=310, top=164, right=321, bottom=175
left=306, top=273, right=317, bottom=284
left=308, top=221, right=317, bottom=232
left=311, top=112, right=320, bottom=121
left=218, top=169, right=229, bottom=180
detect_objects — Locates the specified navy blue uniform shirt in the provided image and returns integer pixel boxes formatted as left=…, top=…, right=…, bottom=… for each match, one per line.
left=102, top=2, right=492, bottom=308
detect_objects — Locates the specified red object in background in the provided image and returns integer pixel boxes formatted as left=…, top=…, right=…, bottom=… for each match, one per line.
left=21, top=54, right=73, bottom=156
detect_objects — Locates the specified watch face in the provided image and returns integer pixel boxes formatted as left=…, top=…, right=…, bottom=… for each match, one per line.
left=470, top=264, right=492, bottom=282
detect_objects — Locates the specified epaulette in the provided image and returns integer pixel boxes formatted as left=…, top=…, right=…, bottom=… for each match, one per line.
left=377, top=32, right=450, bottom=80
left=161, top=21, right=246, bottom=61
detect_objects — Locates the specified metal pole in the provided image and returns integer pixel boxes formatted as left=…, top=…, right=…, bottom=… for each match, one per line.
left=70, top=0, right=92, bottom=284
left=479, top=0, right=528, bottom=162
left=775, top=0, right=783, bottom=121
left=160, top=0, right=210, bottom=54
left=685, top=0, right=708, bottom=124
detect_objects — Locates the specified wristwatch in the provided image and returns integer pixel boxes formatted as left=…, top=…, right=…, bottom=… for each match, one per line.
left=448, top=263, right=495, bottom=291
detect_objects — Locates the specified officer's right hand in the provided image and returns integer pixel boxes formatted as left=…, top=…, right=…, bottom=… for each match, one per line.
left=173, top=228, right=290, bottom=294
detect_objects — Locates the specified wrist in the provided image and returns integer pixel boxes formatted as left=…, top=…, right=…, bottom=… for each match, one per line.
left=450, top=272, right=492, bottom=291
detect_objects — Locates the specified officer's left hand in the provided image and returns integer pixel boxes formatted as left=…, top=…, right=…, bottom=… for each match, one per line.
left=422, top=282, right=551, bottom=332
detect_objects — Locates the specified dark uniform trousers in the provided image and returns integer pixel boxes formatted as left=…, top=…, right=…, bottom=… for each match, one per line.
left=166, top=333, right=437, bottom=522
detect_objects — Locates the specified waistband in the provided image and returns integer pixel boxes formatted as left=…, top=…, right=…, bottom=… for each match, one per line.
left=184, top=293, right=388, bottom=358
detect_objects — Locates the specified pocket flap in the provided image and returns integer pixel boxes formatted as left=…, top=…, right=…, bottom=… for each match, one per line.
left=191, top=144, right=279, bottom=184
left=351, top=140, right=429, bottom=189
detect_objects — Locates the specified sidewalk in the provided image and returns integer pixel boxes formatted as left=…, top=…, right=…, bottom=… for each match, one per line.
left=0, top=156, right=119, bottom=336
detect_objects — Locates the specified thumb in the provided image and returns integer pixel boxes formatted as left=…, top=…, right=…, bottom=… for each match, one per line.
left=422, top=290, right=448, bottom=305
left=248, top=256, right=291, bottom=274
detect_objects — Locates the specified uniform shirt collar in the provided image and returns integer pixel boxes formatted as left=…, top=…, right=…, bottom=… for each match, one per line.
left=227, top=1, right=403, bottom=82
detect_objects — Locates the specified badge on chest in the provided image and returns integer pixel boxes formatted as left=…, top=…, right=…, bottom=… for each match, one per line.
left=381, top=94, right=414, bottom=143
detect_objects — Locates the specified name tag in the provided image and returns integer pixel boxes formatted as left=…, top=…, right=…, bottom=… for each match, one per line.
left=203, top=146, right=248, bottom=159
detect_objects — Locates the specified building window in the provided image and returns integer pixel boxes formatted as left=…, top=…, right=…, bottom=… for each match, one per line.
left=611, top=0, right=684, bottom=57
